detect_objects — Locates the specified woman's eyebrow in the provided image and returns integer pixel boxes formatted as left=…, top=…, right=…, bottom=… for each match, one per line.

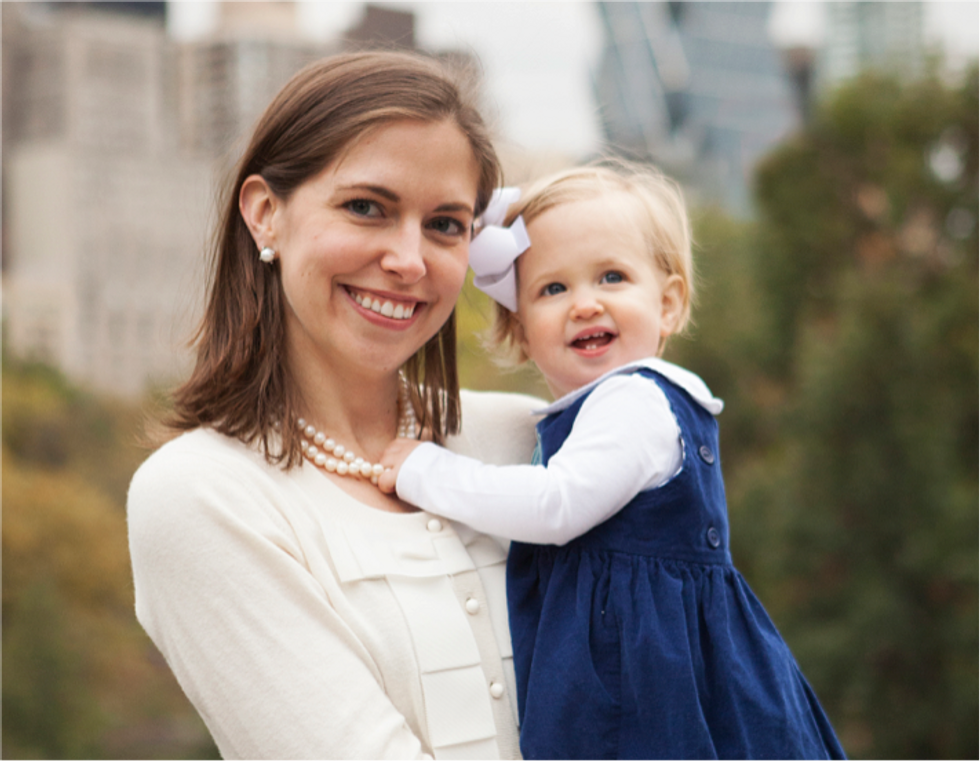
left=435, top=201, right=475, bottom=216
left=337, top=183, right=399, bottom=201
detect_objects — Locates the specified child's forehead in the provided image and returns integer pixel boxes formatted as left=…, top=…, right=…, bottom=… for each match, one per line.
left=520, top=199, right=655, bottom=275
left=525, top=191, right=648, bottom=249
left=544, top=189, right=641, bottom=220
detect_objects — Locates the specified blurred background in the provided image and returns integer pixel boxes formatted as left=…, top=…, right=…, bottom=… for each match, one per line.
left=2, top=1, right=976, bottom=758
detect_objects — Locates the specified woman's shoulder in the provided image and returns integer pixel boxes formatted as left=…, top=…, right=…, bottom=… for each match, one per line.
left=128, top=428, right=280, bottom=526
left=459, top=387, right=546, bottom=420
left=451, top=388, right=547, bottom=465
left=126, top=428, right=309, bottom=570
left=133, top=428, right=263, bottom=484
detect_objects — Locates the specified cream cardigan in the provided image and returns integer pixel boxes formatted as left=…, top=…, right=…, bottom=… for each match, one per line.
left=127, top=390, right=542, bottom=760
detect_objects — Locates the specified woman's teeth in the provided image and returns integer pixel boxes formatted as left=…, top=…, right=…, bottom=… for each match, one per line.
left=353, top=292, right=415, bottom=320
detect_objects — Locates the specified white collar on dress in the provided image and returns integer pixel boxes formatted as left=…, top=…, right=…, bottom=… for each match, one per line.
left=534, top=357, right=724, bottom=417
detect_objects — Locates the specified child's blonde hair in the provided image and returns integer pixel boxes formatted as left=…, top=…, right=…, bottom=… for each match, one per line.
left=491, top=160, right=695, bottom=363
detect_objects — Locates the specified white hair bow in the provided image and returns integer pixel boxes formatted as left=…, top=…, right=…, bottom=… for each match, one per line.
left=469, top=187, right=529, bottom=312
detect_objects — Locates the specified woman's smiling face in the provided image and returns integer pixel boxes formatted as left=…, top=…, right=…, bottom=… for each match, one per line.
left=267, top=118, right=480, bottom=381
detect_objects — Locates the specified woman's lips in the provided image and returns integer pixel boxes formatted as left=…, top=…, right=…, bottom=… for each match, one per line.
left=346, top=286, right=420, bottom=321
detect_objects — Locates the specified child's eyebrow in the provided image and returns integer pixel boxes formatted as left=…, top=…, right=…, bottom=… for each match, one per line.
left=593, top=256, right=631, bottom=269
left=523, top=270, right=566, bottom=291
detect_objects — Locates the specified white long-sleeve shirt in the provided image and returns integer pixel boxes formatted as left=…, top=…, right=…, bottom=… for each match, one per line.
left=396, top=359, right=723, bottom=546
left=127, top=390, right=541, bottom=760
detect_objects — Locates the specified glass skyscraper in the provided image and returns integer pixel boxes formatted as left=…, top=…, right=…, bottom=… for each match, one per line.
left=594, top=1, right=798, bottom=215
left=817, top=2, right=924, bottom=90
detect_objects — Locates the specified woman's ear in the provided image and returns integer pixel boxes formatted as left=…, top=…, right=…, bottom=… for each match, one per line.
left=659, top=274, right=686, bottom=338
left=239, top=174, right=279, bottom=250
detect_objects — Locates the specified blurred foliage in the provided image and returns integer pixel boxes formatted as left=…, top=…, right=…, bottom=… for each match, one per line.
left=456, top=269, right=553, bottom=400
left=2, top=359, right=219, bottom=759
left=667, top=68, right=979, bottom=758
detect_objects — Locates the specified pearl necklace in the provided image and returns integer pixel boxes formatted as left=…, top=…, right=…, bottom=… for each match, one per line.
left=297, top=375, right=419, bottom=485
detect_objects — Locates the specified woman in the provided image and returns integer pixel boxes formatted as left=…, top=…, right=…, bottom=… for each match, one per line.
left=127, top=52, right=539, bottom=759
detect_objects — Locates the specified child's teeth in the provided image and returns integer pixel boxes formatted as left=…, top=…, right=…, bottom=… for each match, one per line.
left=393, top=304, right=405, bottom=319
left=354, top=294, right=363, bottom=305
left=362, top=296, right=373, bottom=309
left=380, top=301, right=394, bottom=317
left=370, top=300, right=382, bottom=313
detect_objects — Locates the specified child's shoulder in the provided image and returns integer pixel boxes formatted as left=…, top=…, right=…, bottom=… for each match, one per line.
left=542, top=358, right=723, bottom=419
left=628, top=359, right=724, bottom=416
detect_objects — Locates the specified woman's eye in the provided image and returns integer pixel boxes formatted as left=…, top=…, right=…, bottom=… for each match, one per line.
left=601, top=271, right=625, bottom=284
left=542, top=283, right=566, bottom=296
left=346, top=199, right=382, bottom=218
left=428, top=217, right=465, bottom=236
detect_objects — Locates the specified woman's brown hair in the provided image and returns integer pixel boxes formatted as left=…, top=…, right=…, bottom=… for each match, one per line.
left=166, top=51, right=501, bottom=465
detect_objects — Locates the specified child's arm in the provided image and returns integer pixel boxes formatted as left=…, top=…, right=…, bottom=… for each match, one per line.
left=379, top=374, right=684, bottom=545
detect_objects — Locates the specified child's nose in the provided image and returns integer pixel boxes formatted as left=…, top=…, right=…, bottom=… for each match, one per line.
left=570, top=295, right=604, bottom=320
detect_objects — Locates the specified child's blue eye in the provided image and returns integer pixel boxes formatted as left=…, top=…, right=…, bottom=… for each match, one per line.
left=601, top=271, right=625, bottom=284
left=542, top=283, right=566, bottom=296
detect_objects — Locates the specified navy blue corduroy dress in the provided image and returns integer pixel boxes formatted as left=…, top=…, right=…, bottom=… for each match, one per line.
left=506, top=369, right=846, bottom=760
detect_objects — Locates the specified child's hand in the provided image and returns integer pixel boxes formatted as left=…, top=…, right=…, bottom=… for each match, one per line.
left=378, top=438, right=425, bottom=494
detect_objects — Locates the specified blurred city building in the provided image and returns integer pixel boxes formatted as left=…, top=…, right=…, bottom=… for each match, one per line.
left=2, top=2, right=213, bottom=398
left=815, top=1, right=925, bottom=91
left=2, top=2, right=426, bottom=398
left=48, top=1, right=168, bottom=19
left=593, top=1, right=798, bottom=217
left=345, top=4, right=415, bottom=50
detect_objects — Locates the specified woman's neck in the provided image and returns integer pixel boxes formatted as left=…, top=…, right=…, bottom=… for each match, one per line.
left=289, top=360, right=422, bottom=514
left=297, top=368, right=402, bottom=455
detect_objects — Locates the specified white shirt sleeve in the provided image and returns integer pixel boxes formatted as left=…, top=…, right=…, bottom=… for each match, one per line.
left=396, top=374, right=682, bottom=546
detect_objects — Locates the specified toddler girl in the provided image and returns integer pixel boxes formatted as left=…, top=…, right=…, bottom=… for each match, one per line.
left=380, top=164, right=845, bottom=760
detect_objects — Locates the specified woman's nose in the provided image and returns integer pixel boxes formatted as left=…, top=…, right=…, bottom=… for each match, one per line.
left=380, top=224, right=427, bottom=283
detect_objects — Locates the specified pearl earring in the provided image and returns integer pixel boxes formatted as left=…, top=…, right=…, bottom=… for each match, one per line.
left=259, top=246, right=276, bottom=263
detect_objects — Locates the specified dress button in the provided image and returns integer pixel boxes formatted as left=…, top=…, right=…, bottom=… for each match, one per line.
left=706, top=526, right=722, bottom=548
left=489, top=682, right=505, bottom=699
left=465, top=597, right=481, bottom=615
left=426, top=518, right=443, bottom=533
left=698, top=445, right=715, bottom=465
